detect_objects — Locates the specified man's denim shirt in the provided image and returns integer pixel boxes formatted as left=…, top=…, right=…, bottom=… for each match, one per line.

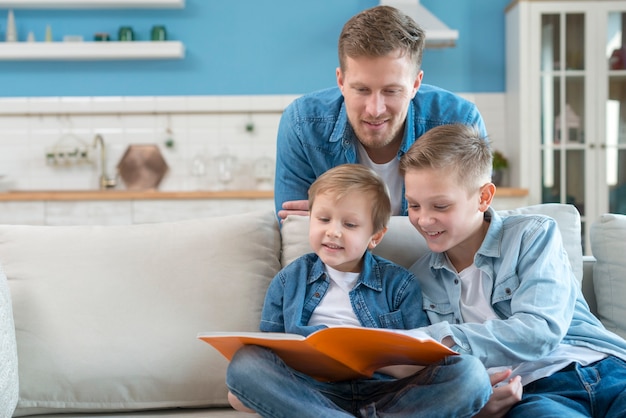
left=274, top=85, right=486, bottom=216
left=410, top=207, right=626, bottom=369
left=260, top=251, right=428, bottom=337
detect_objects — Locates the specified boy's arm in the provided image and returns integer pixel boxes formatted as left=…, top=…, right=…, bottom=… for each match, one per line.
left=259, top=273, right=287, bottom=333
left=399, top=271, right=430, bottom=329
left=417, top=218, right=577, bottom=367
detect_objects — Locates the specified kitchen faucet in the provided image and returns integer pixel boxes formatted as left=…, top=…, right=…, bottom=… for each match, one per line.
left=93, top=134, right=117, bottom=189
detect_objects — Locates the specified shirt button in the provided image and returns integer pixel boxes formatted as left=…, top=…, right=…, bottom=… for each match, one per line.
left=505, top=288, right=512, bottom=295
left=430, top=304, right=435, bottom=309
left=314, top=292, right=320, bottom=298
left=454, top=279, right=459, bottom=285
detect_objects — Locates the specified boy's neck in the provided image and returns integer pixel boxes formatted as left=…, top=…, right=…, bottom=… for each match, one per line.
left=446, top=220, right=490, bottom=272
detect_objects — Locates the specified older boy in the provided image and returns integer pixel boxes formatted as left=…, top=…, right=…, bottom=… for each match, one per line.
left=227, top=164, right=491, bottom=418
left=401, top=124, right=626, bottom=417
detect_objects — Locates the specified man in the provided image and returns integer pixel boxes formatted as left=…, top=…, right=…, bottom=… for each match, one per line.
left=274, top=5, right=486, bottom=220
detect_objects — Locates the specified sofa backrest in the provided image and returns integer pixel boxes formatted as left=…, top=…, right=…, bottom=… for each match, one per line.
left=281, top=203, right=583, bottom=285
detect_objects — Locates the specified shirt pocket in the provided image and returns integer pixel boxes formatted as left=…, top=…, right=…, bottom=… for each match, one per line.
left=378, top=310, right=405, bottom=329
left=492, top=274, right=520, bottom=304
left=422, top=295, right=457, bottom=324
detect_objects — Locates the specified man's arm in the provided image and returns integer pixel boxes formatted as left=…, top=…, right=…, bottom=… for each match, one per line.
left=274, top=105, right=317, bottom=218
left=277, top=200, right=310, bottom=221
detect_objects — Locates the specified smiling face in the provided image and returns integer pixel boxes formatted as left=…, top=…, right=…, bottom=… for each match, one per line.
left=337, top=52, right=422, bottom=163
left=309, top=191, right=385, bottom=273
left=404, top=167, right=492, bottom=271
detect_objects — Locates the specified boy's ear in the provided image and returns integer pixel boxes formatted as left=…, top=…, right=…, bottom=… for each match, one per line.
left=368, top=227, right=388, bottom=249
left=479, top=183, right=496, bottom=211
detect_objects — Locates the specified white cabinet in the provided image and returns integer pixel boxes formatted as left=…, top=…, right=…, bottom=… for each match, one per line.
left=506, top=0, right=626, bottom=254
left=0, top=191, right=274, bottom=225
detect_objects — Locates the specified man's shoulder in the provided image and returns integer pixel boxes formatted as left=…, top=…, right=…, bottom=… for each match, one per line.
left=414, top=83, right=474, bottom=107
left=288, top=87, right=344, bottom=118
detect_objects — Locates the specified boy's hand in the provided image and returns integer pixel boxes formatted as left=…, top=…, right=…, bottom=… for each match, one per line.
left=474, top=369, right=522, bottom=418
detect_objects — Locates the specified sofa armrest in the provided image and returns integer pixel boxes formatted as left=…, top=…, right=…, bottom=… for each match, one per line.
left=582, top=255, right=597, bottom=316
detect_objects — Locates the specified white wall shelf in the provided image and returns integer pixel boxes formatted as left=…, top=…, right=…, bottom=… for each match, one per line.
left=0, top=0, right=184, bottom=8
left=0, top=41, right=185, bottom=60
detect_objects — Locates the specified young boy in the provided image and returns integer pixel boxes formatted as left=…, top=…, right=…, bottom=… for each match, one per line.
left=226, top=164, right=491, bottom=418
left=401, top=124, right=626, bottom=417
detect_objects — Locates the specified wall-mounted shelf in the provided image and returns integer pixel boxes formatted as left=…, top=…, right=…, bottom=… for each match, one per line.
left=0, top=41, right=184, bottom=60
left=0, top=0, right=184, bottom=8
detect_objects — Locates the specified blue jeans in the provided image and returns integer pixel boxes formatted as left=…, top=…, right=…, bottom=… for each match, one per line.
left=226, top=345, right=491, bottom=418
left=507, top=356, right=626, bottom=418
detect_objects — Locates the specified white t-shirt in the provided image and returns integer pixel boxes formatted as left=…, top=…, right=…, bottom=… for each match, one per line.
left=308, top=265, right=360, bottom=328
left=357, top=143, right=403, bottom=215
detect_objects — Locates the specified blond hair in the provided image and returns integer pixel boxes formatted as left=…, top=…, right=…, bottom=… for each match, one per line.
left=338, top=5, right=425, bottom=76
left=399, top=124, right=492, bottom=192
left=308, top=164, right=391, bottom=233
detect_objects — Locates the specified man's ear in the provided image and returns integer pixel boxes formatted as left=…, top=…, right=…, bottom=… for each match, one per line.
left=368, top=227, right=388, bottom=250
left=412, top=70, right=424, bottom=95
left=479, top=183, right=496, bottom=212
left=336, top=67, right=344, bottom=91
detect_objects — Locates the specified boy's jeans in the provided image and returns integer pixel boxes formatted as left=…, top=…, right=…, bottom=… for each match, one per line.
left=226, top=345, right=491, bottom=418
left=507, top=356, right=626, bottom=418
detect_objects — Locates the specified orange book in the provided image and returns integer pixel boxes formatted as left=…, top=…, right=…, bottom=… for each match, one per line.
left=197, top=327, right=457, bottom=382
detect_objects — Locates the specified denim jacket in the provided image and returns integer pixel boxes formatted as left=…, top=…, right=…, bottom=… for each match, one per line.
left=410, top=207, right=626, bottom=369
left=274, top=85, right=486, bottom=215
left=260, top=251, right=428, bottom=337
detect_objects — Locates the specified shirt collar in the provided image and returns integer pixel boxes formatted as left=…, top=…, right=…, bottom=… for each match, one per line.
left=306, top=251, right=382, bottom=292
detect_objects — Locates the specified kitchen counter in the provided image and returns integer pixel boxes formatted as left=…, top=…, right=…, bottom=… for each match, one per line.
left=0, top=190, right=274, bottom=201
left=0, top=188, right=529, bottom=225
left=0, top=188, right=529, bottom=201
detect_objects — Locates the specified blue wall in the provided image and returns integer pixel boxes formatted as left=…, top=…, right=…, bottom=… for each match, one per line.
left=0, top=0, right=508, bottom=97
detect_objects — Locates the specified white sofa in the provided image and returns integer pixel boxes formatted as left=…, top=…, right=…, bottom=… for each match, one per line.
left=1, top=204, right=625, bottom=417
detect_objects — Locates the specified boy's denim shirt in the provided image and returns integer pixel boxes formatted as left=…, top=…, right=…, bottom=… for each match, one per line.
left=274, top=85, right=486, bottom=216
left=410, top=207, right=626, bottom=369
left=260, top=251, right=428, bottom=337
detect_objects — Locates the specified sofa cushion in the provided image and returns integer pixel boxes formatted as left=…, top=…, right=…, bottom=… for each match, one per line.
left=282, top=203, right=583, bottom=284
left=591, top=213, right=626, bottom=339
left=0, top=211, right=281, bottom=416
left=0, top=264, right=18, bottom=417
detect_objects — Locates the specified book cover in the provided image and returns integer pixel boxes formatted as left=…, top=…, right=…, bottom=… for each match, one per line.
left=197, top=326, right=457, bottom=381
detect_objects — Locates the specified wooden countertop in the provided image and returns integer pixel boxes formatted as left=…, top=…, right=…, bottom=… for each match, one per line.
left=494, top=187, right=528, bottom=198
left=0, top=188, right=528, bottom=201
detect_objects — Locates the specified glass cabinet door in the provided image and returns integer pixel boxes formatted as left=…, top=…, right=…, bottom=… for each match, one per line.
left=540, top=12, right=587, bottom=247
left=606, top=12, right=626, bottom=215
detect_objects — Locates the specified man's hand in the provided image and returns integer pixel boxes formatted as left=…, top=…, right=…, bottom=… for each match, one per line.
left=277, top=200, right=310, bottom=221
left=474, top=369, right=522, bottom=418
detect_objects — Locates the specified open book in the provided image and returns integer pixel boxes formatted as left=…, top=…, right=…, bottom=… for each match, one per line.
left=197, top=327, right=457, bottom=381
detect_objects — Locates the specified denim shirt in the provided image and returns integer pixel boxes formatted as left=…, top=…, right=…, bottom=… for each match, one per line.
left=260, top=251, right=428, bottom=337
left=410, top=207, right=626, bottom=369
left=274, top=85, right=486, bottom=216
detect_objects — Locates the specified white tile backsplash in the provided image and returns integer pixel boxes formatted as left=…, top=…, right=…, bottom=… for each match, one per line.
left=0, top=93, right=506, bottom=192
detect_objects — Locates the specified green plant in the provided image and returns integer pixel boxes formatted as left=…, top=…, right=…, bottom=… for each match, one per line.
left=492, top=150, right=509, bottom=171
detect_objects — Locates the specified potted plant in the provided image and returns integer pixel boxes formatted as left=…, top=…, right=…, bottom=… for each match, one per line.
left=492, top=150, right=509, bottom=186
